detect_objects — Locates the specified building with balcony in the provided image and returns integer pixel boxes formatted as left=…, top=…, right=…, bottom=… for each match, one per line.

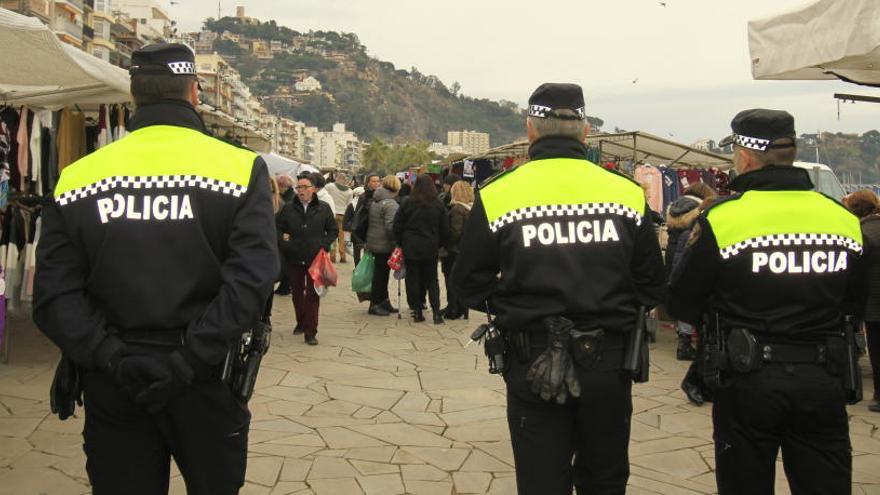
left=111, top=0, right=170, bottom=43
left=1, top=0, right=53, bottom=22
left=53, top=0, right=85, bottom=48
left=196, top=53, right=235, bottom=115
left=447, top=130, right=490, bottom=155
left=294, top=76, right=322, bottom=93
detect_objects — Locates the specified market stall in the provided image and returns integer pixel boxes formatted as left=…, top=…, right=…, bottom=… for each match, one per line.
left=748, top=0, right=880, bottom=87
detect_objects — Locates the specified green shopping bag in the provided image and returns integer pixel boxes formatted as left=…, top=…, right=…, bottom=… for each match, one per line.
left=351, top=251, right=375, bottom=293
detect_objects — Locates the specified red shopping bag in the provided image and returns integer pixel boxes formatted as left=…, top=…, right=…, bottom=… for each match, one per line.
left=309, top=249, right=338, bottom=296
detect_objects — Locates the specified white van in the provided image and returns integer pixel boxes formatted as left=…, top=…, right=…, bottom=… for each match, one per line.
left=793, top=161, right=846, bottom=201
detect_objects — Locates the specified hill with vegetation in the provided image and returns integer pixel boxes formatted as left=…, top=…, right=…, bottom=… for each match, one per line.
left=203, top=16, right=603, bottom=147
left=796, top=130, right=880, bottom=184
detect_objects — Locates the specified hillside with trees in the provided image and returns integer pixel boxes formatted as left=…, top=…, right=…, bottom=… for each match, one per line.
left=797, top=130, right=880, bottom=184
left=203, top=17, right=604, bottom=146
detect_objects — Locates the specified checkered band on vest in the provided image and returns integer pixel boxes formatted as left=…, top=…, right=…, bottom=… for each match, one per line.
left=488, top=202, right=643, bottom=233
left=55, top=175, right=248, bottom=206
left=718, top=233, right=863, bottom=260
left=734, top=134, right=770, bottom=151
left=167, top=61, right=196, bottom=75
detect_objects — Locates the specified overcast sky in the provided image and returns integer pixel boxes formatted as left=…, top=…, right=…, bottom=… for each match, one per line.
left=168, top=0, right=877, bottom=143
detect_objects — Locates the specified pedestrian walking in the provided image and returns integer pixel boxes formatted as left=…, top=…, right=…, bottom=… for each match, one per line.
left=325, top=172, right=353, bottom=263
left=32, top=43, right=279, bottom=495
left=394, top=174, right=450, bottom=324
left=277, top=173, right=338, bottom=345
left=441, top=180, right=473, bottom=320
left=668, top=109, right=866, bottom=494
left=453, top=83, right=666, bottom=495
left=366, top=175, right=401, bottom=316
left=352, top=174, right=381, bottom=269
left=311, top=172, right=337, bottom=216
left=664, top=182, right=716, bottom=360
left=344, top=186, right=365, bottom=265
left=844, top=190, right=880, bottom=412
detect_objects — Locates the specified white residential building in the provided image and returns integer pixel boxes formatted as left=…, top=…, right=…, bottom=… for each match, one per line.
left=294, top=76, right=322, bottom=93
left=111, top=0, right=171, bottom=43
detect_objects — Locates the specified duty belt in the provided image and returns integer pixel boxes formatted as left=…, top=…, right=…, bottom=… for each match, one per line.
left=115, top=328, right=186, bottom=347
left=760, top=342, right=827, bottom=364
left=511, top=329, right=627, bottom=371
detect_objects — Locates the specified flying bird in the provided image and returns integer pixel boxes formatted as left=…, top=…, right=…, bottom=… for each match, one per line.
left=632, top=78, right=639, bottom=84
left=659, top=2, right=667, bottom=6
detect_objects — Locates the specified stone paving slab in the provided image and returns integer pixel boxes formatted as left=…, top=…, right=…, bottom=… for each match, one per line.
left=1, top=266, right=880, bottom=494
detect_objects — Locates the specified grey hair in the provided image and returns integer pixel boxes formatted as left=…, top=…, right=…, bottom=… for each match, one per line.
left=527, top=110, right=587, bottom=141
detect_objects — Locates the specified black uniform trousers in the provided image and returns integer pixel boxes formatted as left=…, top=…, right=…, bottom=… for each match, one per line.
left=504, top=339, right=632, bottom=495
left=405, top=258, right=440, bottom=312
left=82, top=362, right=250, bottom=494
left=441, top=253, right=464, bottom=315
left=712, top=364, right=851, bottom=495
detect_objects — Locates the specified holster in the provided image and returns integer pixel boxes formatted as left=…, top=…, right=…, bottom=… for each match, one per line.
left=827, top=316, right=862, bottom=404
left=50, top=355, right=83, bottom=421
left=570, top=329, right=604, bottom=371
left=726, top=328, right=761, bottom=373
left=224, top=321, right=272, bottom=403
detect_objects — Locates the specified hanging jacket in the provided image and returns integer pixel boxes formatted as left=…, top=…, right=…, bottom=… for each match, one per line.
left=276, top=194, right=338, bottom=266
left=33, top=101, right=279, bottom=368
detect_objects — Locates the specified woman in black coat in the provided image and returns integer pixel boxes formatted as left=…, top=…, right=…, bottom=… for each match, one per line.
left=844, top=190, right=880, bottom=412
left=276, top=174, right=338, bottom=345
left=393, top=174, right=449, bottom=324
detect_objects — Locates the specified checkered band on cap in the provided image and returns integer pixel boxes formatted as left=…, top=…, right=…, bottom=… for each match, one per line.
left=488, top=202, right=642, bottom=233
left=167, top=61, right=196, bottom=75
left=55, top=175, right=248, bottom=206
left=734, top=134, right=771, bottom=151
left=528, top=105, right=552, bottom=118
left=718, top=233, right=863, bottom=260
left=528, top=105, right=586, bottom=120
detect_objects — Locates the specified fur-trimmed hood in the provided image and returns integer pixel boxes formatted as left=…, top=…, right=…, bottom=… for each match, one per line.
left=665, top=195, right=702, bottom=231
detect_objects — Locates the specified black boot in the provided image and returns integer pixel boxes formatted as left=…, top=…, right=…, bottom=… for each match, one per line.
left=380, top=300, right=399, bottom=314
left=368, top=304, right=390, bottom=316
left=676, top=333, right=697, bottom=361
left=433, top=311, right=444, bottom=325
left=413, top=309, right=425, bottom=323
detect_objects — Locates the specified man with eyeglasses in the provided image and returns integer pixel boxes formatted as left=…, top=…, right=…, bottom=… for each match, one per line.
left=276, top=174, right=338, bottom=345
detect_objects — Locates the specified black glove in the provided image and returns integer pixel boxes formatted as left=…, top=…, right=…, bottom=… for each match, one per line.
left=526, top=316, right=581, bottom=404
left=132, top=348, right=213, bottom=414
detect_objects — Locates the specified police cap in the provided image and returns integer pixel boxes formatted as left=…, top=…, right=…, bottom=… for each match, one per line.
left=719, top=108, right=796, bottom=152
left=528, top=83, right=586, bottom=120
left=130, top=43, right=197, bottom=77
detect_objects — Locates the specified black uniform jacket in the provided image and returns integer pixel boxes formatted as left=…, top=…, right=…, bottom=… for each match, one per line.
left=276, top=194, right=338, bottom=266
left=667, top=166, right=867, bottom=339
left=452, top=136, right=666, bottom=333
left=33, top=101, right=280, bottom=367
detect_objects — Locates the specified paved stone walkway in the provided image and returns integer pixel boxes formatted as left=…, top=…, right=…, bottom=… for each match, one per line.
left=1, top=267, right=880, bottom=494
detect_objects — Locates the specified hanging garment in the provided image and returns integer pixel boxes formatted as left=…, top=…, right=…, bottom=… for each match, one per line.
left=15, top=106, right=29, bottom=191
left=0, top=107, right=21, bottom=192
left=23, top=214, right=40, bottom=301
left=676, top=168, right=703, bottom=191
left=660, top=167, right=681, bottom=211
left=57, top=108, right=87, bottom=171
left=29, top=111, right=42, bottom=194
left=97, top=104, right=109, bottom=148
left=634, top=164, right=663, bottom=213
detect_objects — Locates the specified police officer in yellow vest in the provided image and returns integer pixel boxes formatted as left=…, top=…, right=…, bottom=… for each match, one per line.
left=33, top=44, right=279, bottom=494
left=668, top=109, right=866, bottom=494
left=453, top=83, right=666, bottom=495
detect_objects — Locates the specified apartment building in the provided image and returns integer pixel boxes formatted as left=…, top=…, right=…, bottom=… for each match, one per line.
left=447, top=130, right=490, bottom=155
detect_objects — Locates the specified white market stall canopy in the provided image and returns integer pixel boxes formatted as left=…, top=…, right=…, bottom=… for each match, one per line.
left=468, top=132, right=732, bottom=170
left=260, top=152, right=318, bottom=178
left=199, top=105, right=272, bottom=153
left=748, top=0, right=880, bottom=87
left=0, top=8, right=132, bottom=107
